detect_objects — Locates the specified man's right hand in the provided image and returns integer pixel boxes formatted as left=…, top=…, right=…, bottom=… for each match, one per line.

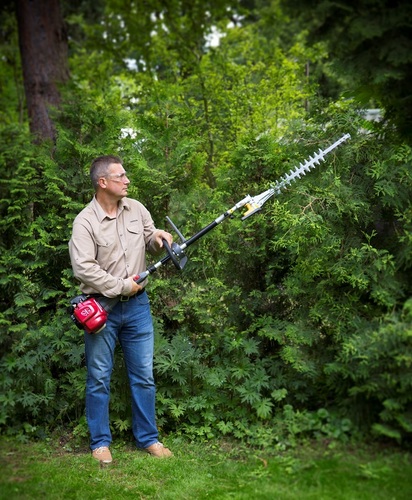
left=127, top=276, right=143, bottom=295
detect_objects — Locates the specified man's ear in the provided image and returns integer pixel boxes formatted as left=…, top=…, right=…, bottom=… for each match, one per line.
left=98, top=177, right=107, bottom=189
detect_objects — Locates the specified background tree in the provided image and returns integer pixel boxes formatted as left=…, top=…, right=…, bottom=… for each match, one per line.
left=16, top=0, right=70, bottom=141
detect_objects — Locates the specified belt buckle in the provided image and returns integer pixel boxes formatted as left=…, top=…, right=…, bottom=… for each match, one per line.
left=120, top=295, right=130, bottom=302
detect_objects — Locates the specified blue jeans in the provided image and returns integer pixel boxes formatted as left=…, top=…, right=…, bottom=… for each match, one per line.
left=84, top=291, right=158, bottom=450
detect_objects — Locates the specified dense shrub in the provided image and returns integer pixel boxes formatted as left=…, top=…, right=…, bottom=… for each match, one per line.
left=1, top=2, right=411, bottom=447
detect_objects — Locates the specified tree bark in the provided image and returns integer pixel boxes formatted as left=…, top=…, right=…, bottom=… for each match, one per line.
left=16, top=0, right=69, bottom=142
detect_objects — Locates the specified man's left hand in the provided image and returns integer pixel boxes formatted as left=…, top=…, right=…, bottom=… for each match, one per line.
left=154, top=230, right=173, bottom=250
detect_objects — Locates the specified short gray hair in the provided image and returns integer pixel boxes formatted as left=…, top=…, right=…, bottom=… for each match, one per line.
left=90, top=155, right=122, bottom=189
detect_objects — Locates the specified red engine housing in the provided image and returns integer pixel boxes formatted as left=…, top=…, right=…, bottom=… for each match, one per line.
left=73, top=297, right=108, bottom=334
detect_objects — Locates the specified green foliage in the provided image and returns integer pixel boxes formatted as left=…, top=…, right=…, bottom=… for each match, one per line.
left=0, top=8, right=23, bottom=126
left=280, top=0, right=412, bottom=141
left=148, top=102, right=412, bottom=444
left=1, top=0, right=412, bottom=450
left=327, top=300, right=412, bottom=442
left=0, top=126, right=87, bottom=434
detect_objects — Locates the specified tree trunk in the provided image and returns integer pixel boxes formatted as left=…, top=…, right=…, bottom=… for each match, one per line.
left=16, top=0, right=69, bottom=142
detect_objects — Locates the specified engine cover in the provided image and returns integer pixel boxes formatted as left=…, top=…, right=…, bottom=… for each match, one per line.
left=72, top=297, right=108, bottom=334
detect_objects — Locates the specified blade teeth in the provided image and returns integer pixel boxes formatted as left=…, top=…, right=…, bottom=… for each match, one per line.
left=309, top=154, right=321, bottom=165
left=269, top=134, right=349, bottom=197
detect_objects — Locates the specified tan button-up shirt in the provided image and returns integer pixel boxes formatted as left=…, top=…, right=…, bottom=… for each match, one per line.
left=69, top=196, right=161, bottom=297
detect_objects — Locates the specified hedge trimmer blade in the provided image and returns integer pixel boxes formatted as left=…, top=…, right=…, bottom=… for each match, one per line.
left=241, top=133, right=351, bottom=219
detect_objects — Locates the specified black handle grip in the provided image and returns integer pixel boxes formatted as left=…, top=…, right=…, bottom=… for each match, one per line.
left=163, top=239, right=183, bottom=270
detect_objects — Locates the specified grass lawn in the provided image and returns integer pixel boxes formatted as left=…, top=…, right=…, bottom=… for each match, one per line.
left=1, top=435, right=412, bottom=499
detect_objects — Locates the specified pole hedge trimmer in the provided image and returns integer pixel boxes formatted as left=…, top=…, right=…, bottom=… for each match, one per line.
left=70, top=133, right=350, bottom=333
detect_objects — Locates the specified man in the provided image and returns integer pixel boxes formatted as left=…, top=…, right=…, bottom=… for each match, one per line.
left=69, top=155, right=173, bottom=463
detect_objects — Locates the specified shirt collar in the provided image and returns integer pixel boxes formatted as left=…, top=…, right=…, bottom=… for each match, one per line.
left=91, top=196, right=131, bottom=222
left=120, top=197, right=131, bottom=211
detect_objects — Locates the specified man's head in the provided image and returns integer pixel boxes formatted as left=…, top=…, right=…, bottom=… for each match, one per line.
left=90, top=155, right=123, bottom=189
left=90, top=155, right=131, bottom=199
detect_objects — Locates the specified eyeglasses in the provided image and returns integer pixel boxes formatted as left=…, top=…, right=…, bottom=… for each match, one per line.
left=105, top=172, right=129, bottom=182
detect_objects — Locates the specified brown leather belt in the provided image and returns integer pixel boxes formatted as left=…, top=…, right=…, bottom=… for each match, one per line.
left=119, top=288, right=145, bottom=301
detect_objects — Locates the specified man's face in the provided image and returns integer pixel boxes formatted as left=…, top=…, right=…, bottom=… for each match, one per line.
left=103, top=162, right=130, bottom=198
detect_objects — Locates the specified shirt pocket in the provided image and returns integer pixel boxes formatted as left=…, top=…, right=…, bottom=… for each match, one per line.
left=127, top=222, right=145, bottom=249
left=95, top=234, right=116, bottom=248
